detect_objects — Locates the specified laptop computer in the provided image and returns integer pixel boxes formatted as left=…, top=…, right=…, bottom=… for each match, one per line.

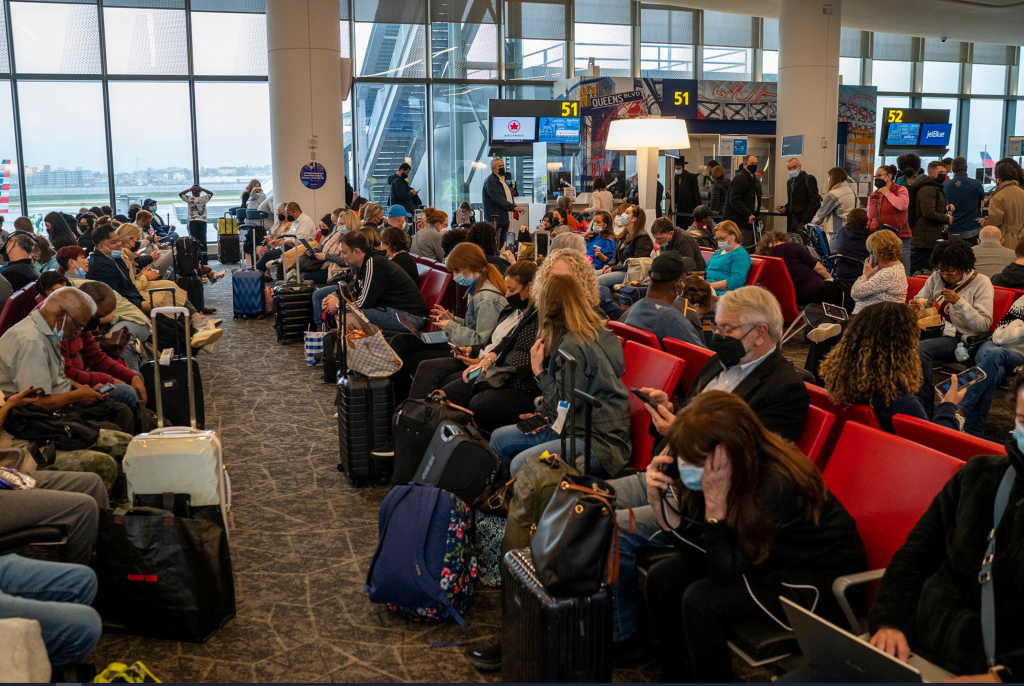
left=398, top=314, right=448, bottom=344
left=781, top=597, right=955, bottom=683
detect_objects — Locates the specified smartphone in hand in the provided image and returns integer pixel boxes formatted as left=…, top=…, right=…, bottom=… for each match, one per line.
left=25, top=387, right=45, bottom=399
left=97, top=383, right=115, bottom=394
left=630, top=387, right=654, bottom=405
left=516, top=413, right=548, bottom=434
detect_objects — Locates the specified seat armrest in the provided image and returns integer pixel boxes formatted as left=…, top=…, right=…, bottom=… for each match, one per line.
left=832, top=568, right=885, bottom=634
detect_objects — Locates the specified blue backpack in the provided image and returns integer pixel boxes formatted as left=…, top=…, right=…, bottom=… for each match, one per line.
left=364, top=483, right=477, bottom=631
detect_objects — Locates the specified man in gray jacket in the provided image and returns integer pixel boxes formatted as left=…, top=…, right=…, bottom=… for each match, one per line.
left=972, top=226, right=1016, bottom=278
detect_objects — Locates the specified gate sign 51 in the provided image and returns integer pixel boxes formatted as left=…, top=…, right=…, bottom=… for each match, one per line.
left=661, top=79, right=698, bottom=119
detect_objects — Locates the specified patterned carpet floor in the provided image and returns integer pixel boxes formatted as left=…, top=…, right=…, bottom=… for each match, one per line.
left=87, top=268, right=1014, bottom=682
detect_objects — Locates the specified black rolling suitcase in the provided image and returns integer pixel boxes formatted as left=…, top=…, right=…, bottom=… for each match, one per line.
left=501, top=548, right=613, bottom=683
left=412, top=420, right=502, bottom=507
left=335, top=302, right=394, bottom=486
left=391, top=391, right=474, bottom=487
left=218, top=233, right=241, bottom=264
left=501, top=350, right=612, bottom=683
left=140, top=297, right=206, bottom=430
left=272, top=270, right=314, bottom=343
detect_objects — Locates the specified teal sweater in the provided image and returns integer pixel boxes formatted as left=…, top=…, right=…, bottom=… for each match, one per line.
left=705, top=246, right=751, bottom=295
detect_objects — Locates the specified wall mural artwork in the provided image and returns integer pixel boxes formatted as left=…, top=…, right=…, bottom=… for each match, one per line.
left=557, top=76, right=877, bottom=191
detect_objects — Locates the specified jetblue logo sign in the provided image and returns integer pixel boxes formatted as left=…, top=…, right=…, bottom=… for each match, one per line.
left=919, top=124, right=951, bottom=147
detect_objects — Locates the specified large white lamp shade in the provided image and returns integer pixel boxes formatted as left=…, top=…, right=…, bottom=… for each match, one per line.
left=605, top=117, right=690, bottom=151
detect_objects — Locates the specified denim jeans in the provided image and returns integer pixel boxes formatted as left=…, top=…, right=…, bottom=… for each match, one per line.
left=312, top=285, right=335, bottom=324
left=362, top=307, right=425, bottom=333
left=489, top=424, right=600, bottom=476
left=110, top=320, right=151, bottom=373
left=917, top=334, right=962, bottom=414
left=0, top=554, right=102, bottom=666
left=606, top=471, right=673, bottom=643
left=959, top=341, right=1024, bottom=437
left=900, top=237, right=912, bottom=275
left=596, top=271, right=624, bottom=301
left=104, top=383, right=138, bottom=409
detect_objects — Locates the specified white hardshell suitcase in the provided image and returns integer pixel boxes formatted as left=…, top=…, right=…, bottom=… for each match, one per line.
left=123, top=307, right=230, bottom=529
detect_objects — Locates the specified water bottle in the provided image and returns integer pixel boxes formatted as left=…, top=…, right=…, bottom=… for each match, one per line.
left=414, top=209, right=426, bottom=233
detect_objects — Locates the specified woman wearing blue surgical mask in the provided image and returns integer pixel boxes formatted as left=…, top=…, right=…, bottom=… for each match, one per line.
left=385, top=242, right=508, bottom=405
left=643, top=391, right=867, bottom=683
left=704, top=220, right=751, bottom=295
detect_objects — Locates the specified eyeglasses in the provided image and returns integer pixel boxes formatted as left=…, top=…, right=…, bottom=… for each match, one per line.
left=710, top=322, right=752, bottom=336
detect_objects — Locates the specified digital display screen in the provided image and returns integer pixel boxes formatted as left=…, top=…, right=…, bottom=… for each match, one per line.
left=491, top=116, right=536, bottom=143
left=539, top=117, right=581, bottom=144
left=886, top=122, right=921, bottom=145
left=919, top=123, right=952, bottom=147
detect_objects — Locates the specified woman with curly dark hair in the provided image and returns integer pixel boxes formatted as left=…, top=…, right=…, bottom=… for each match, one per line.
left=911, top=239, right=994, bottom=413
left=819, top=301, right=963, bottom=432
left=467, top=221, right=509, bottom=274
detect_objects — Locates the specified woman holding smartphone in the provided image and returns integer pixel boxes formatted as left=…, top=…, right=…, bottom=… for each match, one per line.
left=819, top=301, right=964, bottom=433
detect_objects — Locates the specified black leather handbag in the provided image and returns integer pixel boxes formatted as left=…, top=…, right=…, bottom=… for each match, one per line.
left=530, top=474, right=627, bottom=596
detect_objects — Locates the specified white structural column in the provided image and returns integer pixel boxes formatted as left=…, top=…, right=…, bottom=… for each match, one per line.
left=775, top=0, right=841, bottom=215
left=266, top=0, right=345, bottom=219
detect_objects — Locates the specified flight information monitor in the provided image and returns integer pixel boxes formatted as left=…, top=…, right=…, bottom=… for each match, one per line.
left=490, top=116, right=537, bottom=144
left=886, top=122, right=921, bottom=145
left=539, top=117, right=581, bottom=144
left=919, top=123, right=952, bottom=147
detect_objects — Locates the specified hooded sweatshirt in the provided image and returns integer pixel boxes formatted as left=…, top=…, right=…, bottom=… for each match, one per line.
left=992, top=262, right=1024, bottom=289
left=536, top=328, right=631, bottom=476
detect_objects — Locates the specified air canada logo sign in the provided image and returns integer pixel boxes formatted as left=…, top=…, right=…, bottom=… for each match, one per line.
left=507, top=120, right=521, bottom=134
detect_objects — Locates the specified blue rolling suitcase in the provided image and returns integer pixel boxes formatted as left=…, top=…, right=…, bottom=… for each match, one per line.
left=232, top=269, right=265, bottom=319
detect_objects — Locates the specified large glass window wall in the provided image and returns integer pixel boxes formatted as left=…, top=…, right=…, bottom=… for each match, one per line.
left=1, top=1, right=1023, bottom=227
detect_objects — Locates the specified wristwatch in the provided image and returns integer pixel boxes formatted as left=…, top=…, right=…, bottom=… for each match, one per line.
left=989, top=665, right=1008, bottom=682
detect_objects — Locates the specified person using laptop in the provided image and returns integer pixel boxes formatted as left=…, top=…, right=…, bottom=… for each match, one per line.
left=642, top=391, right=866, bottom=682
left=384, top=242, right=507, bottom=405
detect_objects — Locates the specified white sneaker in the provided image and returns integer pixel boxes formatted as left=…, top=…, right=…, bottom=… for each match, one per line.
left=807, top=322, right=842, bottom=343
left=190, top=327, right=223, bottom=350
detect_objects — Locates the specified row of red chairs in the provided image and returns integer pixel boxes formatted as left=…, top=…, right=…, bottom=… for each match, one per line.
left=0, top=282, right=40, bottom=339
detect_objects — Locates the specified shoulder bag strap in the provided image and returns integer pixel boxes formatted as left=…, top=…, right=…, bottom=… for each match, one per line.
left=980, top=465, right=1016, bottom=667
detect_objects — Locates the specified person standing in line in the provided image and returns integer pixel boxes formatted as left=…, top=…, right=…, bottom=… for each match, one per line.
left=387, top=162, right=421, bottom=216
left=178, top=184, right=213, bottom=266
left=867, top=164, right=912, bottom=274
left=809, top=167, right=857, bottom=243
left=777, top=157, right=821, bottom=234
left=910, top=161, right=954, bottom=275
left=482, top=158, right=523, bottom=247
left=721, top=155, right=762, bottom=246
left=983, top=161, right=1024, bottom=251
left=944, top=156, right=985, bottom=242
left=669, top=157, right=701, bottom=228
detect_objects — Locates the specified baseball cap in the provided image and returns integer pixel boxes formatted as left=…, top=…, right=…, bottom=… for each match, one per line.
left=387, top=205, right=411, bottom=218
left=143, top=198, right=156, bottom=206
left=650, top=252, right=690, bottom=283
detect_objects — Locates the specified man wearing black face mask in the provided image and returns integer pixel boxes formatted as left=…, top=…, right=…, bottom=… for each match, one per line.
left=387, top=162, right=422, bottom=216
left=482, top=157, right=524, bottom=246
left=640, top=286, right=809, bottom=448
left=722, top=155, right=763, bottom=247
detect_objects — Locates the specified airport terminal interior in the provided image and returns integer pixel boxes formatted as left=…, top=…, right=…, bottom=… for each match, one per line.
left=1, top=0, right=1024, bottom=683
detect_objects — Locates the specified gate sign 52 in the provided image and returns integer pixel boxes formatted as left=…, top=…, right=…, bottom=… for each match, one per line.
left=661, top=79, right=698, bottom=119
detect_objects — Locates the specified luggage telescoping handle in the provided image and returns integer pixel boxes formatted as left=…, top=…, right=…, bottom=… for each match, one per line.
left=556, top=350, right=602, bottom=475
left=279, top=232, right=302, bottom=283
left=149, top=306, right=197, bottom=430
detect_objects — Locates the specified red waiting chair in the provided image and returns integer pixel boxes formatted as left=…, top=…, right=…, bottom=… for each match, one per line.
left=905, top=276, right=928, bottom=302
left=796, top=404, right=836, bottom=469
left=0, top=283, right=39, bottom=339
left=662, top=337, right=716, bottom=394
left=608, top=321, right=661, bottom=350
left=991, top=287, right=1015, bottom=330
left=419, top=269, right=451, bottom=332
left=823, top=422, right=962, bottom=632
left=890, top=414, right=1005, bottom=461
left=805, top=382, right=880, bottom=469
left=416, top=262, right=431, bottom=289
left=756, top=254, right=800, bottom=323
left=620, top=341, right=685, bottom=470
left=745, top=256, right=766, bottom=286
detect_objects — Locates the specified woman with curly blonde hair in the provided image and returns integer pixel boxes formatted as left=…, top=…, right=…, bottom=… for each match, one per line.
left=533, top=248, right=600, bottom=306
left=818, top=301, right=963, bottom=433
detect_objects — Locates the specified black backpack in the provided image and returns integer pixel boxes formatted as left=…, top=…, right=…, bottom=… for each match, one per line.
left=4, top=404, right=100, bottom=458
left=173, top=237, right=202, bottom=276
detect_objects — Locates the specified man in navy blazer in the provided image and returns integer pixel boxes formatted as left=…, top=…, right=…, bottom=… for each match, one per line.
left=87, top=225, right=146, bottom=312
